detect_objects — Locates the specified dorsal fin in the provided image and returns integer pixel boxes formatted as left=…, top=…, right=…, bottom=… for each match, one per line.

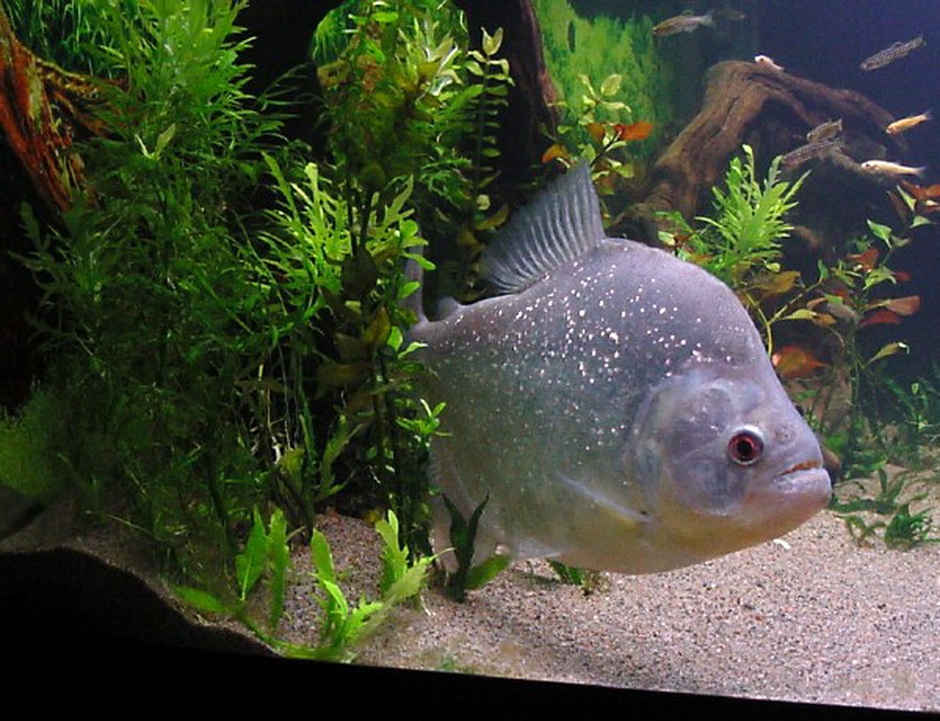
left=480, top=161, right=605, bottom=294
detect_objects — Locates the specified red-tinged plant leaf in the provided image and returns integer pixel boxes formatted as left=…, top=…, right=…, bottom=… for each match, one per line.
left=781, top=308, right=836, bottom=326
left=585, top=121, right=606, bottom=143
left=882, top=295, right=921, bottom=316
left=541, top=143, right=570, bottom=164
left=772, top=345, right=828, bottom=379
left=899, top=180, right=940, bottom=200
left=893, top=269, right=911, bottom=282
left=915, top=199, right=940, bottom=215
left=900, top=180, right=923, bottom=198
left=846, top=247, right=879, bottom=271
left=615, top=120, right=653, bottom=141
left=906, top=181, right=940, bottom=199
left=683, top=251, right=712, bottom=266
left=859, top=309, right=901, bottom=328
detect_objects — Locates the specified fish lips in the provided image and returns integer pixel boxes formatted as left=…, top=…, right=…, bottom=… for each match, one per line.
left=747, top=459, right=831, bottom=528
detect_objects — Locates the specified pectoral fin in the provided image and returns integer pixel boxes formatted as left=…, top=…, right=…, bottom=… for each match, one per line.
left=554, top=472, right=647, bottom=531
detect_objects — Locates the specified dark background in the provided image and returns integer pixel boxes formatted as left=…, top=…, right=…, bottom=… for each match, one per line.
left=756, top=0, right=940, bottom=381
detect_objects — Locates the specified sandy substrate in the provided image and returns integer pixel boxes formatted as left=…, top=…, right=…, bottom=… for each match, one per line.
left=2, top=477, right=936, bottom=713
left=277, top=506, right=938, bottom=713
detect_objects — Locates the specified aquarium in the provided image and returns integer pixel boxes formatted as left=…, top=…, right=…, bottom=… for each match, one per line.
left=0, top=0, right=936, bottom=714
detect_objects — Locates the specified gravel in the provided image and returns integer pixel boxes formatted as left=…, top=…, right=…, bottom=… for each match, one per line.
left=278, top=504, right=939, bottom=712
left=6, top=477, right=935, bottom=713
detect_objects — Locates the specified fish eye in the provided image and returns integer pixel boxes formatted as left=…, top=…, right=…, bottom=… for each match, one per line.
left=727, top=426, right=764, bottom=466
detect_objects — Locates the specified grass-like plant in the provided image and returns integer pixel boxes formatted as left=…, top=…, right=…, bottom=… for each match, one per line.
left=5, top=0, right=120, bottom=75
left=174, top=507, right=291, bottom=637
left=0, top=387, right=67, bottom=505
left=830, top=467, right=937, bottom=549
left=294, top=510, right=434, bottom=661
left=17, top=0, right=282, bottom=567
left=175, top=508, right=434, bottom=658
left=440, top=494, right=510, bottom=602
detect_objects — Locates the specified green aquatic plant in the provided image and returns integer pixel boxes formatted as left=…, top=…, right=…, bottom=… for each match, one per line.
left=662, top=144, right=808, bottom=348
left=534, top=1, right=669, bottom=211
left=830, top=467, right=937, bottom=549
left=692, top=145, right=806, bottom=288
left=4, top=0, right=125, bottom=75
left=441, top=494, right=510, bottom=602
left=533, top=0, right=672, bottom=162
left=660, top=145, right=920, bottom=372
left=174, top=507, right=291, bottom=636
left=659, top=144, right=815, bottom=366
left=175, top=508, right=433, bottom=657
left=8, top=0, right=525, bottom=613
left=294, top=510, right=433, bottom=661
left=305, top=527, right=386, bottom=661
left=881, top=366, right=940, bottom=461
left=541, top=71, right=655, bottom=213
left=301, top=1, right=514, bottom=553
left=18, top=0, right=283, bottom=566
left=11, top=0, right=503, bottom=574
left=546, top=561, right=606, bottom=594
left=315, top=2, right=513, bottom=300
left=257, top=153, right=433, bottom=542
left=0, top=387, right=68, bottom=505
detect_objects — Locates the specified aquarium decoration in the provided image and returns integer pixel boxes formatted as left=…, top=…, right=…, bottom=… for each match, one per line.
left=631, top=59, right=903, bottom=236
left=532, top=0, right=672, bottom=163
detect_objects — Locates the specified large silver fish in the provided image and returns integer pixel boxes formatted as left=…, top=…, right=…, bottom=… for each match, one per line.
left=407, top=163, right=831, bottom=574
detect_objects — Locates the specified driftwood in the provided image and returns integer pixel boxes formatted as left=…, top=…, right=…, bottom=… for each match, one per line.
left=629, top=60, right=906, bottom=242
left=0, top=5, right=115, bottom=214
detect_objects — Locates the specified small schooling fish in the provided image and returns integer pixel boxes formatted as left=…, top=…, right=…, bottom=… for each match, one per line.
left=653, top=8, right=744, bottom=37
left=653, top=10, right=715, bottom=37
left=886, top=111, right=931, bottom=135
left=859, top=35, right=925, bottom=71
left=781, top=140, right=840, bottom=168
left=806, top=118, right=842, bottom=144
left=405, top=163, right=830, bottom=574
left=754, top=54, right=784, bottom=71
left=860, top=159, right=925, bottom=177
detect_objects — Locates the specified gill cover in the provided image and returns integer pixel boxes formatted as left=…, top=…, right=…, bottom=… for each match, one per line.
left=629, top=362, right=810, bottom=516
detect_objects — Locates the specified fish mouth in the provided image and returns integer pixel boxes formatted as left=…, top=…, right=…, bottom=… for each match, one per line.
left=781, top=459, right=823, bottom=475
left=772, top=458, right=831, bottom=501
left=736, top=457, right=831, bottom=532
